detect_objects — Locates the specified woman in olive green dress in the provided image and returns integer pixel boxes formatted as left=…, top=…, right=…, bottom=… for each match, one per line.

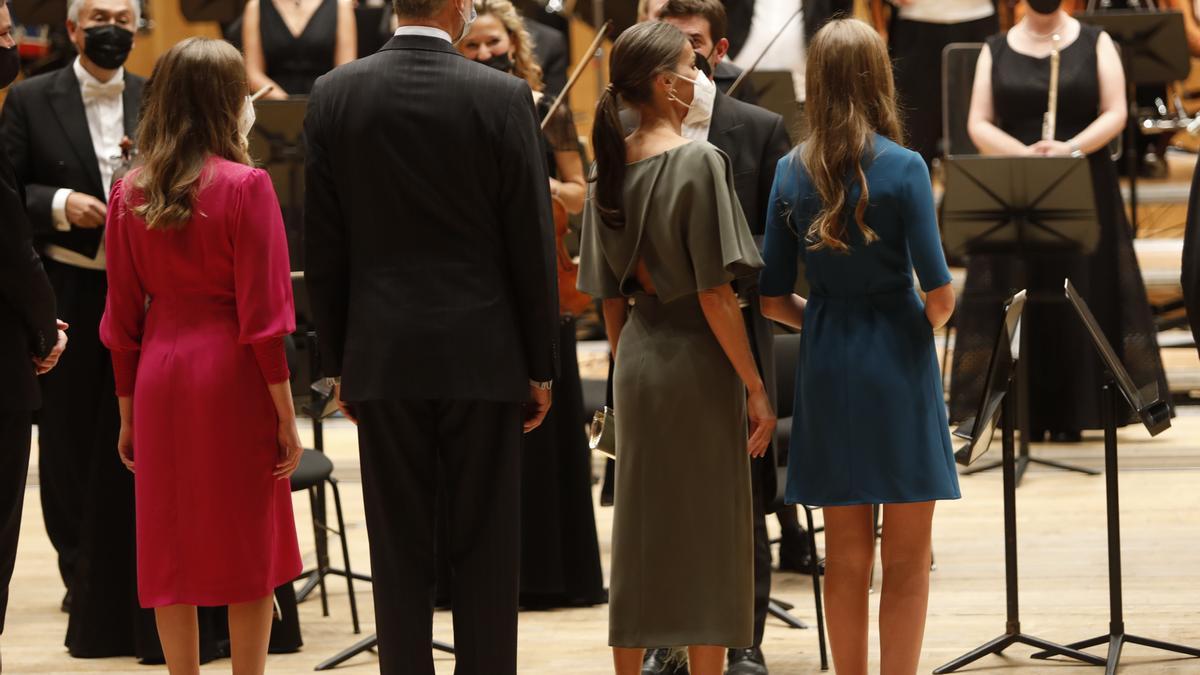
left=577, top=21, right=776, bottom=675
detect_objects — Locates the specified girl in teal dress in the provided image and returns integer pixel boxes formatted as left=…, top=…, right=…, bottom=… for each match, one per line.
left=759, top=19, right=959, bottom=675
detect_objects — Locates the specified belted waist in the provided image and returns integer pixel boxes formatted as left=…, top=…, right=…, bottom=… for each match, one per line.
left=807, top=285, right=915, bottom=301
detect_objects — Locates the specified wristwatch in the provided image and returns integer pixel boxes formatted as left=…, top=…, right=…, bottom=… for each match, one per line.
left=530, top=379, right=553, bottom=391
left=1068, top=142, right=1084, bottom=158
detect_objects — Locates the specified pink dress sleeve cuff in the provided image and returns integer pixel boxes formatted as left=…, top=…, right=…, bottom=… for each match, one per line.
left=252, top=337, right=291, bottom=385
left=112, top=350, right=140, bottom=397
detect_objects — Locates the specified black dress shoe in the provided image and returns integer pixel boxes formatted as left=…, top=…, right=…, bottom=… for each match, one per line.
left=726, top=647, right=768, bottom=675
left=643, top=647, right=689, bottom=675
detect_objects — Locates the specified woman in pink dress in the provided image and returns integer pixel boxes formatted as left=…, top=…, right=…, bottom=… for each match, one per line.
left=99, top=38, right=303, bottom=675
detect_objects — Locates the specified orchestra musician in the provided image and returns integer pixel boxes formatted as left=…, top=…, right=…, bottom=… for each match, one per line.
left=950, top=0, right=1168, bottom=440
left=457, top=0, right=606, bottom=610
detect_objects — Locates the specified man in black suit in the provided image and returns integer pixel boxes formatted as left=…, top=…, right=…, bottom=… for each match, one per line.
left=0, top=0, right=142, bottom=636
left=525, top=17, right=567, bottom=95
left=0, top=4, right=67, bottom=657
left=303, top=0, right=558, bottom=671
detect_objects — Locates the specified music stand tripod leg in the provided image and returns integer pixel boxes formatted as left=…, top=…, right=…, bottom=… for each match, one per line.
left=316, top=635, right=456, bottom=671
left=768, top=599, right=809, bottom=629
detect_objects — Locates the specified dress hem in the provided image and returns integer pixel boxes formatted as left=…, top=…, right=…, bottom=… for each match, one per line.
left=786, top=492, right=962, bottom=507
left=138, top=567, right=301, bottom=609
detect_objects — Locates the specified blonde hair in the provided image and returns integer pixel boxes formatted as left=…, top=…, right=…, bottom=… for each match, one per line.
left=475, top=0, right=544, bottom=92
left=801, top=19, right=904, bottom=253
left=130, top=38, right=251, bottom=230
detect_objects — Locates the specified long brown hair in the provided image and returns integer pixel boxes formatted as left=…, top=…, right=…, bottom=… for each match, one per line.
left=591, top=21, right=688, bottom=229
left=801, top=18, right=904, bottom=252
left=130, top=37, right=251, bottom=230
left=474, top=0, right=544, bottom=92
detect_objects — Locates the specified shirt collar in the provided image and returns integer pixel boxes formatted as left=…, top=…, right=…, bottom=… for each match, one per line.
left=73, top=56, right=125, bottom=90
left=393, top=25, right=453, bottom=43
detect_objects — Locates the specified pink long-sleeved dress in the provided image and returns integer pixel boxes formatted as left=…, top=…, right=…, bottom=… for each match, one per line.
left=100, top=157, right=302, bottom=608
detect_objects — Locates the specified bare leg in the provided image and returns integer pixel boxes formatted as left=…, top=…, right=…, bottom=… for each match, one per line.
left=687, top=645, right=726, bottom=675
left=614, top=647, right=645, bottom=675
left=822, top=504, right=875, bottom=675
left=879, top=501, right=936, bottom=675
left=154, top=604, right=200, bottom=675
left=228, top=594, right=275, bottom=675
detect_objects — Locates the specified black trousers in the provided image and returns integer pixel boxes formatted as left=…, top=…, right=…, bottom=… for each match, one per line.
left=0, top=412, right=32, bottom=635
left=356, top=398, right=522, bottom=675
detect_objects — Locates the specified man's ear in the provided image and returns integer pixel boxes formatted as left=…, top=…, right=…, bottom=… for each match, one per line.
left=711, top=37, right=730, bottom=66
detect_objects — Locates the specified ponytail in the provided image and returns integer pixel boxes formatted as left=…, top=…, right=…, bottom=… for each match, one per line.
left=591, top=84, right=628, bottom=229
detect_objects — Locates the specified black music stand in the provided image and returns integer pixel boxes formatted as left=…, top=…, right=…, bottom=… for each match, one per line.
left=317, top=634, right=455, bottom=671
left=934, top=291, right=1107, bottom=674
left=943, top=156, right=1100, bottom=485
left=248, top=99, right=308, bottom=272
left=1075, top=10, right=1189, bottom=236
left=1026, top=281, right=1196, bottom=673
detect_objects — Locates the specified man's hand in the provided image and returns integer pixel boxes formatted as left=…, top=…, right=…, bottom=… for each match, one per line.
left=65, top=192, right=107, bottom=229
left=524, top=385, right=552, bottom=433
left=334, top=382, right=358, bottom=425
left=33, top=320, right=69, bottom=375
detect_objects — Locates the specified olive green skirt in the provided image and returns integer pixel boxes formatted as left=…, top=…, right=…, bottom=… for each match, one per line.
left=609, top=293, right=753, bottom=649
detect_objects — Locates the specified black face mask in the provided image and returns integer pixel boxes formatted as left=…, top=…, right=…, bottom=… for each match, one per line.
left=1026, top=0, right=1062, bottom=15
left=693, top=50, right=713, bottom=79
left=83, top=24, right=134, bottom=70
left=0, top=45, right=20, bottom=89
left=479, top=52, right=514, bottom=73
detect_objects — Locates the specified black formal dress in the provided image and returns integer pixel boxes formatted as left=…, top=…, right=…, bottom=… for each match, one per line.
left=516, top=97, right=605, bottom=609
left=890, top=12, right=999, bottom=168
left=949, top=26, right=1168, bottom=433
left=304, top=33, right=557, bottom=675
left=260, top=0, right=338, bottom=96
left=0, top=63, right=301, bottom=663
left=0, top=143, right=58, bottom=638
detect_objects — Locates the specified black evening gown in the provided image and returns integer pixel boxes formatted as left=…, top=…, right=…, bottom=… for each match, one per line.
left=518, top=98, right=605, bottom=608
left=948, top=25, right=1169, bottom=433
left=260, top=0, right=337, bottom=97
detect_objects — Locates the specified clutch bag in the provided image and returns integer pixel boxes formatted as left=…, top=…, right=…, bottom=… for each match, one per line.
left=588, top=407, right=616, bottom=460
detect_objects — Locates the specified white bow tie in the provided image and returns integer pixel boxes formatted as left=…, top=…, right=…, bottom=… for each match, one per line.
left=82, top=79, right=125, bottom=102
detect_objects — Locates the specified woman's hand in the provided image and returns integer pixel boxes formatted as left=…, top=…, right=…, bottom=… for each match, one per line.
left=1028, top=140, right=1074, bottom=157
left=117, top=421, right=135, bottom=473
left=274, top=419, right=303, bottom=479
left=746, top=386, right=776, bottom=458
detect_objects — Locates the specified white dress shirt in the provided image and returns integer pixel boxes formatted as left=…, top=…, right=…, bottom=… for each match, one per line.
left=731, top=0, right=806, bottom=102
left=394, top=25, right=452, bottom=42
left=898, top=0, right=994, bottom=25
left=46, top=57, right=127, bottom=271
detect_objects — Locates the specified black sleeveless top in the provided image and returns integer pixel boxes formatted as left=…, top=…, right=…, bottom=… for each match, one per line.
left=986, top=24, right=1102, bottom=145
left=260, top=0, right=337, bottom=96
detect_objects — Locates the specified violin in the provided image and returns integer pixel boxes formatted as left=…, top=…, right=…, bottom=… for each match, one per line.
left=553, top=195, right=593, bottom=316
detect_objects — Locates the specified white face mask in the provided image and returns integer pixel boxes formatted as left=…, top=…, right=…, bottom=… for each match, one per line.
left=455, top=0, right=477, bottom=45
left=679, top=70, right=715, bottom=126
left=238, top=95, right=256, bottom=142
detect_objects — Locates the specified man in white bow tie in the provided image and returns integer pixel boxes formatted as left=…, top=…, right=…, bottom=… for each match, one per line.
left=0, top=0, right=149, bottom=658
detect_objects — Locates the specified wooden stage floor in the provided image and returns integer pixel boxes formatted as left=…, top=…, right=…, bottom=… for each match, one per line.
left=3, top=409, right=1200, bottom=674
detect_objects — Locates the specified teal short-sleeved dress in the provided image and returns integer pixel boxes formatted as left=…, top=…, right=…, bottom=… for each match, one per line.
left=759, top=135, right=961, bottom=506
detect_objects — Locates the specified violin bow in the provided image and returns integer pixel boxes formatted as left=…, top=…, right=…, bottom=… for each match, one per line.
left=541, top=20, right=613, bottom=131
left=727, top=7, right=802, bottom=98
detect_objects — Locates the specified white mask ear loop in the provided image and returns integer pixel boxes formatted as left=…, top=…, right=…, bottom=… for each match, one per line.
left=666, top=73, right=695, bottom=110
